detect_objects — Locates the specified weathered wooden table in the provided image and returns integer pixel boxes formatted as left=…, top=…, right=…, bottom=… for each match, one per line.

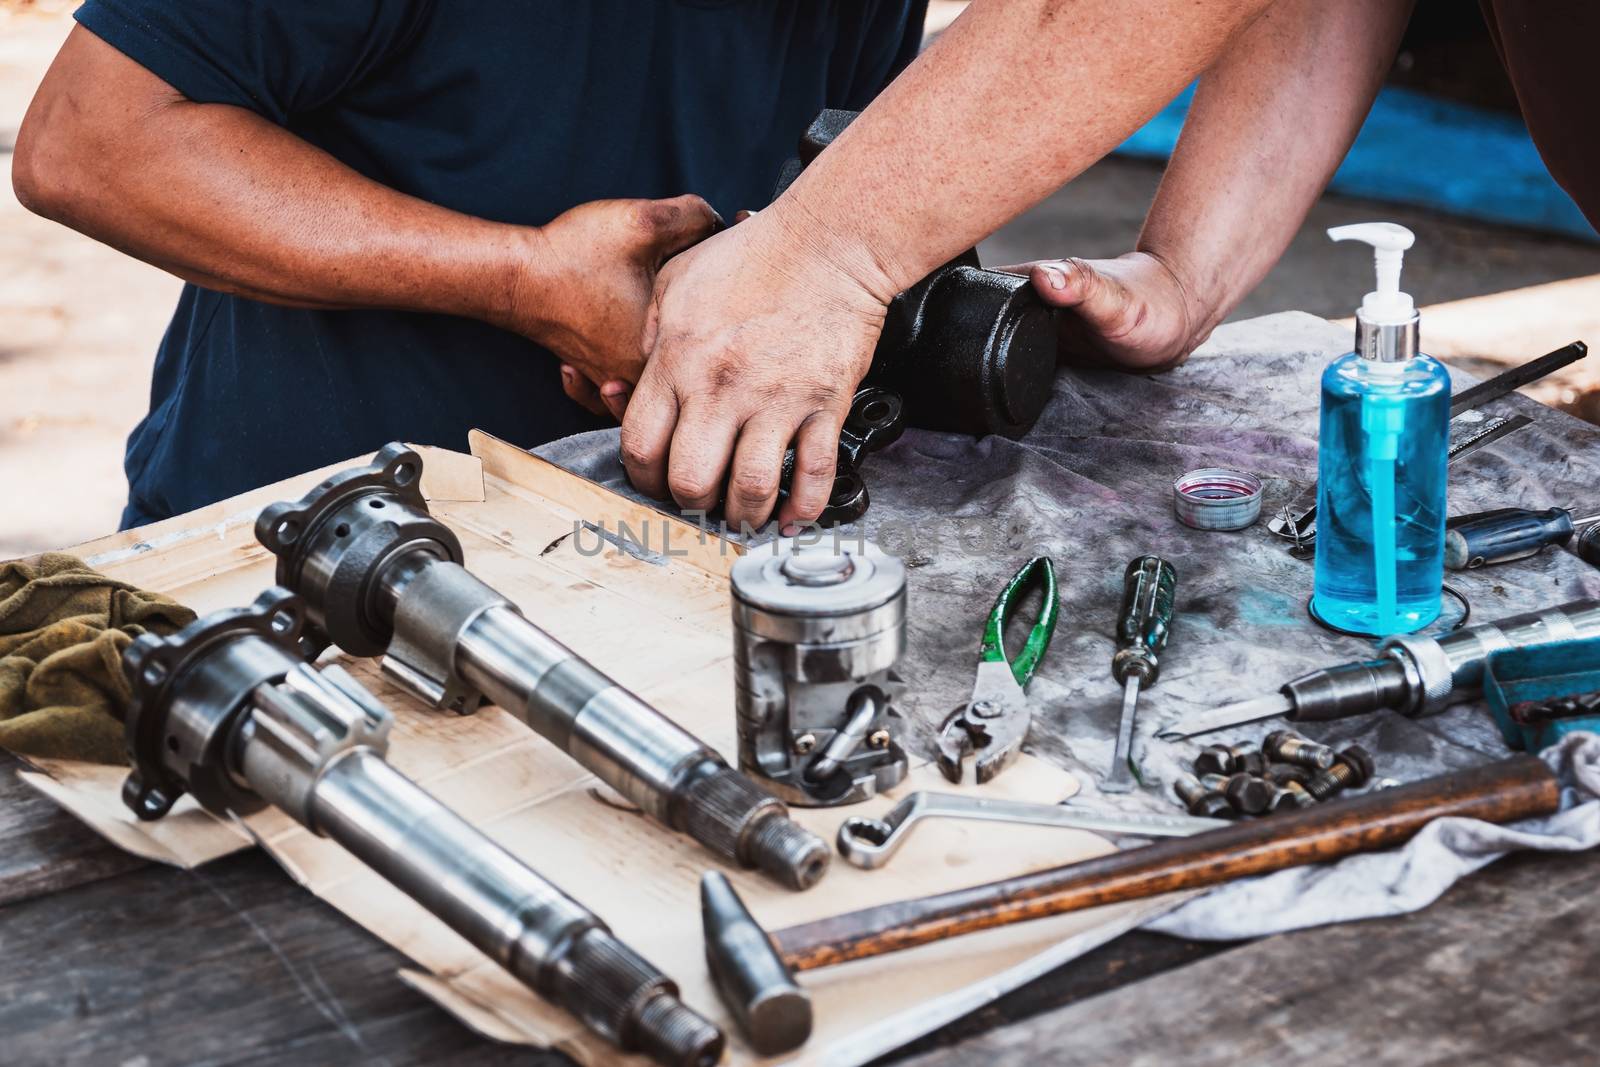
left=3, top=744, right=1594, bottom=1066
left=10, top=313, right=1600, bottom=1063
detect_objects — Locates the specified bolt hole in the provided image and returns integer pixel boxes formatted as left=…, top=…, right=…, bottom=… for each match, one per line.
left=368, top=499, right=386, bottom=510
left=269, top=608, right=296, bottom=634
left=165, top=735, right=179, bottom=754
left=392, top=462, right=417, bottom=487
left=861, top=399, right=891, bottom=424
left=828, top=476, right=860, bottom=508
left=276, top=518, right=300, bottom=544
left=141, top=660, right=167, bottom=686
left=334, top=523, right=350, bottom=538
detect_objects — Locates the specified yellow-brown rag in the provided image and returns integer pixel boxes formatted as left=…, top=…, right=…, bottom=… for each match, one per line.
left=0, top=552, right=196, bottom=763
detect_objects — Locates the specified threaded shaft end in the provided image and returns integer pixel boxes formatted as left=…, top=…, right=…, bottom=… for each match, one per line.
left=632, top=993, right=726, bottom=1067
left=680, top=766, right=830, bottom=889
left=681, top=766, right=782, bottom=865
left=548, top=929, right=673, bottom=1049
left=746, top=812, right=831, bottom=891
left=1277, top=737, right=1336, bottom=770
left=1307, top=763, right=1353, bottom=801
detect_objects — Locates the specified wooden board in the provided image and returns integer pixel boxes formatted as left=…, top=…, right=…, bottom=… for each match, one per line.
left=899, top=847, right=1600, bottom=1067
left=0, top=750, right=144, bottom=908
left=20, top=432, right=1183, bottom=1066
left=0, top=844, right=571, bottom=1067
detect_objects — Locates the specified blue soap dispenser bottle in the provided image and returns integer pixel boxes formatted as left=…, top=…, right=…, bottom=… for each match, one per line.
left=1312, top=222, right=1449, bottom=637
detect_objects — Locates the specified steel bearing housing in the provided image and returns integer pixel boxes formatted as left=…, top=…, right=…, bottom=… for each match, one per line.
left=731, top=538, right=908, bottom=806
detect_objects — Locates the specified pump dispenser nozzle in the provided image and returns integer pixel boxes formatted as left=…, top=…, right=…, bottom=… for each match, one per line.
left=1328, top=222, right=1418, bottom=363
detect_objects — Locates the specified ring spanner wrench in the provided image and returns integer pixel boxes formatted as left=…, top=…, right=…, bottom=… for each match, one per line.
left=837, top=791, right=1229, bottom=869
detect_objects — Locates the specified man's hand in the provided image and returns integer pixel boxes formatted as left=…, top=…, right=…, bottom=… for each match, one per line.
left=13, top=28, right=721, bottom=425
left=1005, top=252, right=1209, bottom=373
left=619, top=210, right=893, bottom=531
left=498, top=196, right=722, bottom=413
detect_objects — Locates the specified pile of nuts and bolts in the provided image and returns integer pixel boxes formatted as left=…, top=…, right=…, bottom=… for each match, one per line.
left=1173, top=732, right=1376, bottom=819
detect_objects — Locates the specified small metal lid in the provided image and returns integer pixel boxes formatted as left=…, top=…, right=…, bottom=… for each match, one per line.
left=731, top=538, right=905, bottom=617
left=1173, top=468, right=1263, bottom=531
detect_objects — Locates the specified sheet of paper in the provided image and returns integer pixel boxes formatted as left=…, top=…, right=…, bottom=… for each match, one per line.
left=26, top=432, right=1184, bottom=1065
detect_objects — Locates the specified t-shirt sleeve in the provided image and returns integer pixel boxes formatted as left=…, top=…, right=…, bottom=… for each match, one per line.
left=74, top=0, right=433, bottom=124
left=840, top=0, right=929, bottom=110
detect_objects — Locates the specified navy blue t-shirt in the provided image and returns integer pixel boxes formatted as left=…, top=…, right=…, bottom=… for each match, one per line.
left=74, top=0, right=925, bottom=526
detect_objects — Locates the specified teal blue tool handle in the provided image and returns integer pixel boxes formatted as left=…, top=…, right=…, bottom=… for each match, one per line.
left=981, top=556, right=1058, bottom=687
left=1444, top=507, right=1575, bottom=570
left=1113, top=555, right=1177, bottom=685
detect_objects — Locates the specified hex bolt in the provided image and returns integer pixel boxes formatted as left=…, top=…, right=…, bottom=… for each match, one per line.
left=1191, top=793, right=1238, bottom=820
left=1194, top=746, right=1234, bottom=777
left=1305, top=745, right=1377, bottom=802
left=1264, top=730, right=1337, bottom=771
left=792, top=733, right=817, bottom=755
left=1223, top=773, right=1274, bottom=815
left=1235, top=750, right=1268, bottom=777
left=1261, top=779, right=1312, bottom=814
left=1173, top=773, right=1209, bottom=807
left=1173, top=774, right=1238, bottom=819
left=1265, top=762, right=1313, bottom=788
left=1281, top=779, right=1316, bottom=807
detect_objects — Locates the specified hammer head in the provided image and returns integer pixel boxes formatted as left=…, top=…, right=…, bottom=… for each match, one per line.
left=700, top=871, right=812, bottom=1055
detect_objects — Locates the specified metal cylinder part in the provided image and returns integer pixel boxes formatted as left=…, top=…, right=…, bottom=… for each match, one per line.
left=730, top=537, right=909, bottom=807
left=254, top=443, right=830, bottom=891
left=774, top=108, right=1058, bottom=441
left=1279, top=599, right=1600, bottom=722
left=121, top=589, right=723, bottom=1067
left=1388, top=599, right=1600, bottom=714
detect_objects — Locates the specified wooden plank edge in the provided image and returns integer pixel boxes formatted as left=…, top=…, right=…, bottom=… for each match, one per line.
left=468, top=428, right=742, bottom=579
left=17, top=767, right=252, bottom=867
left=71, top=443, right=483, bottom=569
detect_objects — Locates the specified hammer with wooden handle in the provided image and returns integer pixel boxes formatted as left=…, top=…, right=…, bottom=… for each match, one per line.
left=702, top=754, right=1561, bottom=1054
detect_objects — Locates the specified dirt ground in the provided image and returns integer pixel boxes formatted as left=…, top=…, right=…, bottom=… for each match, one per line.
left=4, top=4, right=1599, bottom=557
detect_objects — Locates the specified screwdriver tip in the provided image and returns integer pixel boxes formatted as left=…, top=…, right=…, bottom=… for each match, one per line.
left=1156, top=693, right=1294, bottom=740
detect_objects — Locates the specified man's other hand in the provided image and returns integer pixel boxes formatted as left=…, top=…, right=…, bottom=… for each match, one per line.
left=618, top=211, right=892, bottom=531
left=499, top=196, right=722, bottom=413
left=1008, top=251, right=1209, bottom=373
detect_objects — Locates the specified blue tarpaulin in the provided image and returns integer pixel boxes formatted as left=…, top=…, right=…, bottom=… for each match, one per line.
left=1116, top=84, right=1596, bottom=242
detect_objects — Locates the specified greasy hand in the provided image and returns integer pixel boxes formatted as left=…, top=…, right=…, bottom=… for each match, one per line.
left=1005, top=251, right=1207, bottom=373
left=497, top=195, right=721, bottom=415
left=619, top=212, right=891, bottom=530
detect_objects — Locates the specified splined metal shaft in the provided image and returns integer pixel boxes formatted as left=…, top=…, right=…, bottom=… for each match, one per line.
left=255, top=442, right=831, bottom=891
left=122, top=590, right=723, bottom=1067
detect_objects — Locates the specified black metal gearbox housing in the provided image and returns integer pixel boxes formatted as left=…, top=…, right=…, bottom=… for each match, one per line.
left=254, top=442, right=463, bottom=658
left=122, top=587, right=308, bottom=821
left=772, top=109, right=1059, bottom=440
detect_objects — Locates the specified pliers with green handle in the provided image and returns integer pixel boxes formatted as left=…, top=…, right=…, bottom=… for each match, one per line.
left=936, top=556, right=1059, bottom=784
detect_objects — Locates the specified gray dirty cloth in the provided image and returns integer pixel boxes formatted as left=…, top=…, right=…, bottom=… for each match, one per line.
left=535, top=311, right=1600, bottom=936
left=1149, top=731, right=1600, bottom=939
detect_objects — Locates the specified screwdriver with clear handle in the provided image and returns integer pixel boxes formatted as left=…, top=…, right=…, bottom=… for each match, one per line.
left=1103, top=555, right=1177, bottom=792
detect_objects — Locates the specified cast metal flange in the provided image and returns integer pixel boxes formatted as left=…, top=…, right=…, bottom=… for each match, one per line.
left=254, top=442, right=461, bottom=657
left=122, top=587, right=308, bottom=820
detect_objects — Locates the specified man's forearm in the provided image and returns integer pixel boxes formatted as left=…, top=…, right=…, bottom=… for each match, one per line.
left=1139, top=0, right=1416, bottom=343
left=15, top=27, right=527, bottom=329
left=764, top=0, right=1279, bottom=302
